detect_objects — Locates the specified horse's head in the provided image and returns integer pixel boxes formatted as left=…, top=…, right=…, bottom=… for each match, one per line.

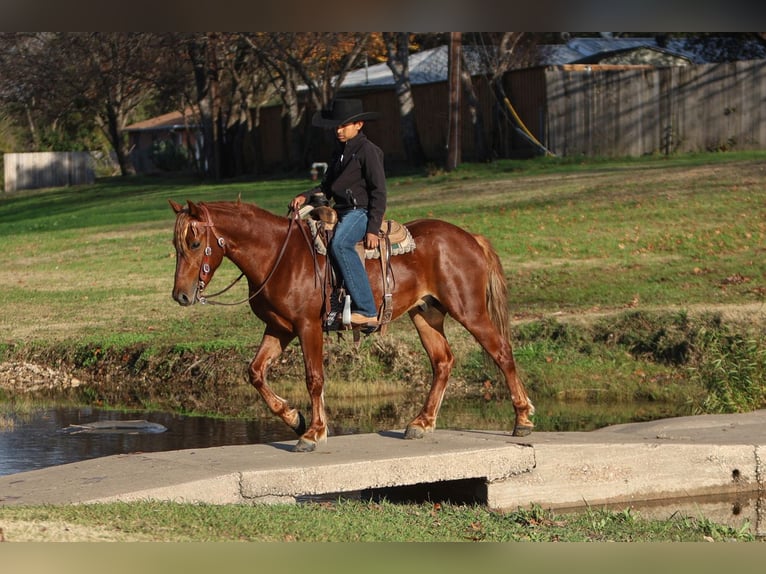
left=169, top=199, right=226, bottom=306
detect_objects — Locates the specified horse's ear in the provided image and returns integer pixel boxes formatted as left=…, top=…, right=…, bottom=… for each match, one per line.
left=169, top=199, right=184, bottom=214
left=186, top=200, right=202, bottom=219
left=236, top=192, right=242, bottom=205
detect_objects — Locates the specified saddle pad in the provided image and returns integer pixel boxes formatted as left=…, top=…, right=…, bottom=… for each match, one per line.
left=306, top=217, right=416, bottom=259
left=366, top=220, right=416, bottom=259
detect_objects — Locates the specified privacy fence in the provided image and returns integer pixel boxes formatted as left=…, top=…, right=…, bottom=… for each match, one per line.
left=526, top=60, right=766, bottom=157
left=3, top=151, right=95, bottom=193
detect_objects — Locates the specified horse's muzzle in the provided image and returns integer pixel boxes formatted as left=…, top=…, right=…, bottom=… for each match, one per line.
left=173, top=289, right=197, bottom=306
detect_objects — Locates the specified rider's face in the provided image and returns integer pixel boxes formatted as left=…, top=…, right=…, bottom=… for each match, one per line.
left=336, top=121, right=363, bottom=143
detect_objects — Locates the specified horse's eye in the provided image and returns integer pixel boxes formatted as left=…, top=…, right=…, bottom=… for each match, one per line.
left=190, top=240, right=201, bottom=250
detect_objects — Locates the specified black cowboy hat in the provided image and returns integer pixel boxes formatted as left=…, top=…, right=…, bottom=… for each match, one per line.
left=312, top=98, right=380, bottom=128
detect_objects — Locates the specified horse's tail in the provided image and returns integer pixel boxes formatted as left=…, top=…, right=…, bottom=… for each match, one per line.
left=473, top=233, right=511, bottom=345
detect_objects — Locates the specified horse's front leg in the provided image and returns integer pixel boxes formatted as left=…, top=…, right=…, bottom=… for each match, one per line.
left=248, top=330, right=306, bottom=437
left=293, top=326, right=328, bottom=452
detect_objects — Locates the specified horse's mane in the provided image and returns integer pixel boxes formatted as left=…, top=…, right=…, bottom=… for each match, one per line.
left=203, top=200, right=283, bottom=222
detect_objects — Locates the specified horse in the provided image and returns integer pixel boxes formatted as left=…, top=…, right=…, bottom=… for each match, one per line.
left=169, top=199, right=534, bottom=452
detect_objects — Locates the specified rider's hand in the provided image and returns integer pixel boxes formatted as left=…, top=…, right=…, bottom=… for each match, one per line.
left=364, top=232, right=380, bottom=250
left=290, top=195, right=307, bottom=211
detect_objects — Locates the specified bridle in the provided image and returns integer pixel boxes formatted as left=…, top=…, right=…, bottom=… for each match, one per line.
left=189, top=203, right=315, bottom=306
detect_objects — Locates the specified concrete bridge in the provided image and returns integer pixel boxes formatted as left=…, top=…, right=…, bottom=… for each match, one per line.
left=1, top=411, right=764, bottom=536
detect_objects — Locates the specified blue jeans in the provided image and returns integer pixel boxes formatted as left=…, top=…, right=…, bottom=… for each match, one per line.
left=329, top=208, right=377, bottom=317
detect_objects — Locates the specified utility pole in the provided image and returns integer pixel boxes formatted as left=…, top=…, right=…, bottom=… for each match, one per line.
left=446, top=31, right=461, bottom=172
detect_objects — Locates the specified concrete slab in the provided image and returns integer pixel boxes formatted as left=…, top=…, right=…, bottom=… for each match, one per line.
left=486, top=442, right=759, bottom=509
left=481, top=410, right=766, bottom=514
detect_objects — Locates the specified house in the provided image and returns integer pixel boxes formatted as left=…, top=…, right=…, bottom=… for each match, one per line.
left=123, top=108, right=200, bottom=174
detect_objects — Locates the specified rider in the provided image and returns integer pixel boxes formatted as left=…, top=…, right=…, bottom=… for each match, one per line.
left=290, top=99, right=387, bottom=328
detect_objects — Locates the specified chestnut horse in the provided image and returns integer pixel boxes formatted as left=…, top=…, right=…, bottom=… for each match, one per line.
left=169, top=199, right=534, bottom=452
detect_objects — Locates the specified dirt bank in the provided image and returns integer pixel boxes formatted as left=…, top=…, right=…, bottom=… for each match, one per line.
left=0, top=361, right=84, bottom=393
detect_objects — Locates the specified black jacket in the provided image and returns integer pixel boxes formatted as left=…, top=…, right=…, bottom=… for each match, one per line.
left=304, top=132, right=387, bottom=235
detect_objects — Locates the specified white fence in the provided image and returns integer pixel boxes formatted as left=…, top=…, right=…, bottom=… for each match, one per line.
left=3, top=151, right=95, bottom=193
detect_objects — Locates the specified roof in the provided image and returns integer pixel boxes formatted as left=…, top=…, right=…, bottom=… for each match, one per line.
left=124, top=109, right=199, bottom=132
left=337, top=36, right=744, bottom=91
left=538, top=37, right=702, bottom=66
left=538, top=36, right=766, bottom=67
left=338, top=45, right=490, bottom=90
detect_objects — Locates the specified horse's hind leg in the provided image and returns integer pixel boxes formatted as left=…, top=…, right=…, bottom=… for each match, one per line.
left=467, top=321, right=534, bottom=437
left=248, top=329, right=306, bottom=437
left=494, top=342, right=534, bottom=436
left=404, top=305, right=454, bottom=439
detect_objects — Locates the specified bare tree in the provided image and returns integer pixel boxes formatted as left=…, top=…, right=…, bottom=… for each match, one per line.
left=245, top=32, right=376, bottom=170
left=163, top=32, right=266, bottom=179
left=471, top=32, right=541, bottom=158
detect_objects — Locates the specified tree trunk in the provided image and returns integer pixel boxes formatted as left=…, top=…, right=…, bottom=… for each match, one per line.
left=446, top=32, right=462, bottom=171
left=283, top=72, right=304, bottom=170
left=187, top=36, right=220, bottom=180
left=384, top=32, right=426, bottom=167
left=104, top=104, right=128, bottom=176
left=460, top=54, right=490, bottom=162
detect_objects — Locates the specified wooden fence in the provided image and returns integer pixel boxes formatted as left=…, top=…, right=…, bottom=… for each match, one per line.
left=3, top=151, right=95, bottom=193
left=540, top=60, right=766, bottom=156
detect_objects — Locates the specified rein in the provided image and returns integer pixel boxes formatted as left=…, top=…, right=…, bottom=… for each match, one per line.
left=192, top=204, right=312, bottom=306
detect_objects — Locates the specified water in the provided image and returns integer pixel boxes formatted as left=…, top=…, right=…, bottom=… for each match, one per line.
left=0, top=406, right=299, bottom=476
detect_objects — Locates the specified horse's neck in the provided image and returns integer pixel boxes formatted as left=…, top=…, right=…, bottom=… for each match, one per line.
left=210, top=203, right=289, bottom=271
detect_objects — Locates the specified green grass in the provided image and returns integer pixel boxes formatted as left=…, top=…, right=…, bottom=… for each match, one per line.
left=2, top=151, right=764, bottom=344
left=0, top=500, right=755, bottom=542
left=1, top=151, right=765, bottom=420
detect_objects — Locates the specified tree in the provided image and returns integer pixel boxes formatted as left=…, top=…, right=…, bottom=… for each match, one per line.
left=383, top=32, right=426, bottom=167
left=0, top=32, right=97, bottom=152
left=0, top=33, right=168, bottom=174
left=153, top=33, right=274, bottom=179
left=54, top=33, right=164, bottom=176
left=470, top=32, right=540, bottom=159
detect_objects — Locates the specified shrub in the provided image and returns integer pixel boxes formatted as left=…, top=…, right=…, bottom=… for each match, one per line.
left=689, top=327, right=766, bottom=413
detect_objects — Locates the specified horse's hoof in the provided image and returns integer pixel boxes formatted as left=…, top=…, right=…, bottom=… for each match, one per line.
left=291, top=412, right=307, bottom=436
left=512, top=425, right=533, bottom=437
left=404, top=426, right=426, bottom=440
left=292, top=437, right=316, bottom=452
